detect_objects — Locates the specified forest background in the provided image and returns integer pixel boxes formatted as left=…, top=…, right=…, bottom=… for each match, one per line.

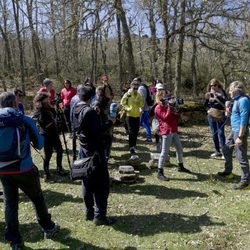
left=0, top=0, right=250, bottom=98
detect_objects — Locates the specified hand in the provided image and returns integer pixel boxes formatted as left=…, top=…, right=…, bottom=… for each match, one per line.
left=235, top=137, right=243, bottom=146
left=127, top=88, right=133, bottom=95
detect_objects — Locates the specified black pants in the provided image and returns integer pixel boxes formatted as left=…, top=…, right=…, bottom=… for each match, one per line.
left=78, top=146, right=110, bottom=220
left=126, top=116, right=140, bottom=149
left=0, top=168, right=54, bottom=244
left=43, top=134, right=63, bottom=175
left=72, top=129, right=77, bottom=161
left=63, top=106, right=71, bottom=132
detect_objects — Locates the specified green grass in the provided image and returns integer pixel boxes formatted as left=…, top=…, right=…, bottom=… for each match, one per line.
left=0, top=124, right=250, bottom=250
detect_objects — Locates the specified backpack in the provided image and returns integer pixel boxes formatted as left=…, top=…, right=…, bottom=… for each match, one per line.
left=142, top=84, right=154, bottom=106
left=0, top=108, right=25, bottom=164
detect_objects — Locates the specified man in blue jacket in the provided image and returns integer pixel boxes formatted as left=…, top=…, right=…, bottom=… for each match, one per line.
left=0, top=92, right=59, bottom=250
left=218, top=81, right=250, bottom=190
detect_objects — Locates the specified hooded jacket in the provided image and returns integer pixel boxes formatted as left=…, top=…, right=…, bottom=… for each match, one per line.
left=0, top=108, right=44, bottom=174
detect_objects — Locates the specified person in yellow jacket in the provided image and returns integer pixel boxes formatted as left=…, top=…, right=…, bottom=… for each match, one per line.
left=121, top=79, right=143, bottom=154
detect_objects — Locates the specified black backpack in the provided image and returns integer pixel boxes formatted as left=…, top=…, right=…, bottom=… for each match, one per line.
left=142, top=84, right=154, bottom=106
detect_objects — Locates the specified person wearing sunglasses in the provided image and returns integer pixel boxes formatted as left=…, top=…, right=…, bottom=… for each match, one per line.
left=121, top=79, right=143, bottom=155
left=205, top=78, right=227, bottom=159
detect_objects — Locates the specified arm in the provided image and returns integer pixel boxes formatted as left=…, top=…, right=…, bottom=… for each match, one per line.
left=23, top=116, right=44, bottom=150
left=121, top=92, right=131, bottom=111
left=138, top=86, right=146, bottom=108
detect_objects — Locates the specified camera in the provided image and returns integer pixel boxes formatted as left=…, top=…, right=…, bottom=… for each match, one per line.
left=51, top=93, right=62, bottom=106
left=161, top=97, right=184, bottom=107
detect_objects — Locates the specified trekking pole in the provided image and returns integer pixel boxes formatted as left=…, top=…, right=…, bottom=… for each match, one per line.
left=61, top=128, right=71, bottom=170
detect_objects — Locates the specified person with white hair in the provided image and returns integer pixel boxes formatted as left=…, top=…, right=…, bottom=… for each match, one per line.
left=218, top=81, right=250, bottom=190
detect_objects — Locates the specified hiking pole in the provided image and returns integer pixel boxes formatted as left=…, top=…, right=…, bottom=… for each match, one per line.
left=61, top=128, right=71, bottom=170
left=31, top=144, right=45, bottom=162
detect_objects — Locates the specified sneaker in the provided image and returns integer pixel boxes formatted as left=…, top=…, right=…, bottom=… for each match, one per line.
left=44, top=173, right=51, bottom=182
left=232, top=183, right=250, bottom=190
left=210, top=152, right=222, bottom=158
left=130, top=147, right=138, bottom=154
left=145, top=138, right=152, bottom=143
left=11, top=243, right=24, bottom=250
left=44, top=223, right=60, bottom=239
left=221, top=155, right=225, bottom=160
left=94, top=217, right=116, bottom=226
left=217, top=171, right=235, bottom=179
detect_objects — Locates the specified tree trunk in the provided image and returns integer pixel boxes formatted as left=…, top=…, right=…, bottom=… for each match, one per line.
left=114, top=0, right=136, bottom=79
left=12, top=0, right=26, bottom=93
left=116, top=14, right=123, bottom=92
left=174, top=0, right=186, bottom=96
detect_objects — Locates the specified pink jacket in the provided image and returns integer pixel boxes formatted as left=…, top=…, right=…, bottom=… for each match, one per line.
left=61, top=87, right=77, bottom=107
left=155, top=104, right=180, bottom=135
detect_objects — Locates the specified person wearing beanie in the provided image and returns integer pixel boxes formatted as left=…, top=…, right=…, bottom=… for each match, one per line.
left=38, top=78, right=56, bottom=104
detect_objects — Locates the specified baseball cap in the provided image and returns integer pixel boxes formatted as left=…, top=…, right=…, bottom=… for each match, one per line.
left=156, top=83, right=165, bottom=91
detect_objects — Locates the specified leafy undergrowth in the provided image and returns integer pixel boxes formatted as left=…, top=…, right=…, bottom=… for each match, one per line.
left=0, top=123, right=250, bottom=250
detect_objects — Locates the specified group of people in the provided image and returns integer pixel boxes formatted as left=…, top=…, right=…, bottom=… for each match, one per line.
left=0, top=76, right=250, bottom=249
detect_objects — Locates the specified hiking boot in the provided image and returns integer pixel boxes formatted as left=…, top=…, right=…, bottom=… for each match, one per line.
left=232, top=183, right=250, bottom=190
left=178, top=163, right=191, bottom=173
left=44, top=223, right=60, bottom=239
left=11, top=242, right=24, bottom=250
left=94, top=217, right=116, bottom=226
left=157, top=169, right=169, bottom=181
left=217, top=171, right=235, bottom=179
left=85, top=213, right=94, bottom=221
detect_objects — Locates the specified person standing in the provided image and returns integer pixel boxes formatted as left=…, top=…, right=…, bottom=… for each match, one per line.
left=38, top=78, right=56, bottom=105
left=60, top=80, right=77, bottom=132
left=205, top=79, right=227, bottom=158
left=73, top=85, right=115, bottom=225
left=14, top=89, right=25, bottom=114
left=33, top=92, right=66, bottom=181
left=121, top=79, right=143, bottom=155
left=0, top=92, right=59, bottom=250
left=155, top=95, right=191, bottom=181
left=218, top=81, right=250, bottom=190
left=137, top=78, right=153, bottom=142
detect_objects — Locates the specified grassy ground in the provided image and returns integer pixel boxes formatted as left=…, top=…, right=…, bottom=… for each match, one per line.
left=0, top=123, right=250, bottom=250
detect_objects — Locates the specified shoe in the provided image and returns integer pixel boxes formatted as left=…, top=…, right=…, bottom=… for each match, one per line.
left=232, top=183, right=250, bottom=190
left=44, top=173, right=51, bottom=182
left=145, top=138, right=152, bottom=143
left=11, top=242, right=24, bottom=250
left=221, top=155, right=225, bottom=160
left=94, top=217, right=116, bottom=226
left=130, top=147, right=138, bottom=154
left=178, top=163, right=191, bottom=173
left=56, top=169, right=68, bottom=176
left=210, top=152, right=222, bottom=158
left=44, top=223, right=60, bottom=239
left=217, top=171, right=235, bottom=179
left=85, top=213, right=94, bottom=221
left=157, top=169, right=169, bottom=181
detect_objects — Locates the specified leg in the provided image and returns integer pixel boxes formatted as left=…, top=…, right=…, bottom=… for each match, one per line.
left=82, top=178, right=95, bottom=220
left=18, top=168, right=54, bottom=230
left=140, top=111, right=152, bottom=140
left=221, top=131, right=235, bottom=173
left=126, top=116, right=134, bottom=149
left=72, top=130, right=77, bottom=161
left=208, top=116, right=220, bottom=154
left=158, top=135, right=173, bottom=169
left=0, top=176, right=22, bottom=245
left=53, top=136, right=63, bottom=172
left=172, top=133, right=183, bottom=164
left=217, top=117, right=226, bottom=149
left=234, top=134, right=250, bottom=184
left=43, top=137, right=53, bottom=177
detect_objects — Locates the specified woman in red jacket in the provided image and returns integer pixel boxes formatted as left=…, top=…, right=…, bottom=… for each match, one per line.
left=61, top=80, right=77, bottom=132
left=155, top=96, right=191, bottom=181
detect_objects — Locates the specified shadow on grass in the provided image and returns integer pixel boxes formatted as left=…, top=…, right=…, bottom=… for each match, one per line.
left=0, top=222, right=105, bottom=249
left=111, top=212, right=225, bottom=236
left=19, top=190, right=82, bottom=208
left=112, top=184, right=208, bottom=200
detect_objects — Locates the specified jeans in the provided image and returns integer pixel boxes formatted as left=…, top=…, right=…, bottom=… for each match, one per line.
left=223, top=131, right=250, bottom=184
left=158, top=133, right=183, bottom=169
left=43, top=134, right=63, bottom=175
left=0, top=168, right=54, bottom=244
left=140, top=111, right=152, bottom=140
left=126, top=116, right=140, bottom=149
left=78, top=147, right=110, bottom=220
left=207, top=115, right=226, bottom=153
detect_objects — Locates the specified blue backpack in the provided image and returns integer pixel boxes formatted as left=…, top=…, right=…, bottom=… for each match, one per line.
left=0, top=108, right=25, bottom=165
